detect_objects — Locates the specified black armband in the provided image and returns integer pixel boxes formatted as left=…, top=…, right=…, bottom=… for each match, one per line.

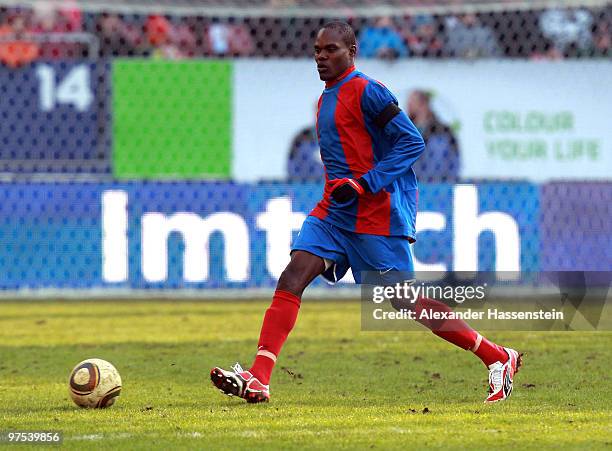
left=356, top=177, right=371, bottom=193
left=373, top=103, right=401, bottom=129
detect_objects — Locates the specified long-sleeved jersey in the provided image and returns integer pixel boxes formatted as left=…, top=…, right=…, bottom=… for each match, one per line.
left=310, top=66, right=425, bottom=240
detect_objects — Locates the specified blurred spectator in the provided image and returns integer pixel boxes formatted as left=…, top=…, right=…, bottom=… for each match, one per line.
left=97, top=13, right=142, bottom=57
left=32, top=1, right=82, bottom=33
left=31, top=2, right=84, bottom=59
left=404, top=14, right=444, bottom=58
left=358, top=16, right=408, bottom=60
left=228, top=18, right=255, bottom=56
left=206, top=18, right=254, bottom=57
left=287, top=101, right=323, bottom=181
left=445, top=13, right=501, bottom=58
left=208, top=18, right=230, bottom=55
left=172, top=21, right=198, bottom=57
left=539, top=8, right=593, bottom=56
left=589, top=17, right=610, bottom=57
left=145, top=15, right=184, bottom=59
left=407, top=90, right=460, bottom=183
left=0, top=10, right=39, bottom=68
left=530, top=40, right=564, bottom=61
left=287, top=124, right=323, bottom=181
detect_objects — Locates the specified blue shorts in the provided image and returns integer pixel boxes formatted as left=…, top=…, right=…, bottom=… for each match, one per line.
left=291, top=216, right=414, bottom=284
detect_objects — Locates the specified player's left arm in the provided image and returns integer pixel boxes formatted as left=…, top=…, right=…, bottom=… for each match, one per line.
left=359, top=81, right=425, bottom=194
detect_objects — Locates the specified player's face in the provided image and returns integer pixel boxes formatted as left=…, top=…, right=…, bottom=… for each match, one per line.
left=314, top=29, right=355, bottom=81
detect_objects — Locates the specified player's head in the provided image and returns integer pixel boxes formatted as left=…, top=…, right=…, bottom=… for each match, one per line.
left=314, top=21, right=356, bottom=82
left=407, top=89, right=433, bottom=124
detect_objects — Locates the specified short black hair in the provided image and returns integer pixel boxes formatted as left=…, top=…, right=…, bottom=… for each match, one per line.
left=321, top=21, right=356, bottom=48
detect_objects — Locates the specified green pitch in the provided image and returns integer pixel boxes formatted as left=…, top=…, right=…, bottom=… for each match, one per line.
left=1, top=300, right=610, bottom=450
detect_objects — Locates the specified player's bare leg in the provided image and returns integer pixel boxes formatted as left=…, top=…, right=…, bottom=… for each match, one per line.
left=211, top=251, right=325, bottom=403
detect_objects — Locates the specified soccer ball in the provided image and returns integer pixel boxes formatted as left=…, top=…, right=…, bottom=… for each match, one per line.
left=68, top=358, right=122, bottom=408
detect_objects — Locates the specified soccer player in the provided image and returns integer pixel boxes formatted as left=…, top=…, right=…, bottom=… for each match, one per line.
left=211, top=21, right=521, bottom=404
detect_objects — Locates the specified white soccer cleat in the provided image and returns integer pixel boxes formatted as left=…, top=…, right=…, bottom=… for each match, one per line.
left=210, top=363, right=270, bottom=403
left=485, top=348, right=523, bottom=403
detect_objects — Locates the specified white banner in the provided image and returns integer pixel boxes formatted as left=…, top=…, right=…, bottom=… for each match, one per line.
left=233, top=59, right=612, bottom=182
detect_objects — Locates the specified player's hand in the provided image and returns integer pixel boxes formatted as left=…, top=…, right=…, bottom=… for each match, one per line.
left=329, top=177, right=370, bottom=204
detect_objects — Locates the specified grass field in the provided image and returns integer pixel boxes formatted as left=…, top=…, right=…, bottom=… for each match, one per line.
left=1, top=300, right=610, bottom=449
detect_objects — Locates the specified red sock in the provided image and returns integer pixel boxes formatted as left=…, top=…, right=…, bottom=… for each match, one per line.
left=415, top=297, right=507, bottom=367
left=249, top=290, right=301, bottom=385
left=473, top=336, right=508, bottom=367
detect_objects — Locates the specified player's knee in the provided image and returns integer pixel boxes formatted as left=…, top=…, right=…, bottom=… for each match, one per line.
left=390, top=296, right=416, bottom=313
left=276, top=256, right=324, bottom=296
left=276, top=266, right=308, bottom=297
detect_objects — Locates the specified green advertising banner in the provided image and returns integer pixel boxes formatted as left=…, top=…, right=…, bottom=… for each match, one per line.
left=112, top=60, right=232, bottom=179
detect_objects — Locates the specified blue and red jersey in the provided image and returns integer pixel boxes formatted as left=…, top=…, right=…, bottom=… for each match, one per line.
left=310, top=66, right=425, bottom=240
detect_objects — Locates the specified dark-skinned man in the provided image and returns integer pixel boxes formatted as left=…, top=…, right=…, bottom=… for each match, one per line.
left=211, top=21, right=521, bottom=404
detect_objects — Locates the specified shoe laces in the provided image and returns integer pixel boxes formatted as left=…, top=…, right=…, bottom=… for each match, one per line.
left=232, top=363, right=245, bottom=374
left=489, top=363, right=503, bottom=391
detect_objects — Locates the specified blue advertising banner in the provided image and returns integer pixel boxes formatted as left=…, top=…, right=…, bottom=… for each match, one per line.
left=414, top=183, right=540, bottom=274
left=0, top=62, right=110, bottom=174
left=540, top=182, right=612, bottom=271
left=0, top=181, right=556, bottom=291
